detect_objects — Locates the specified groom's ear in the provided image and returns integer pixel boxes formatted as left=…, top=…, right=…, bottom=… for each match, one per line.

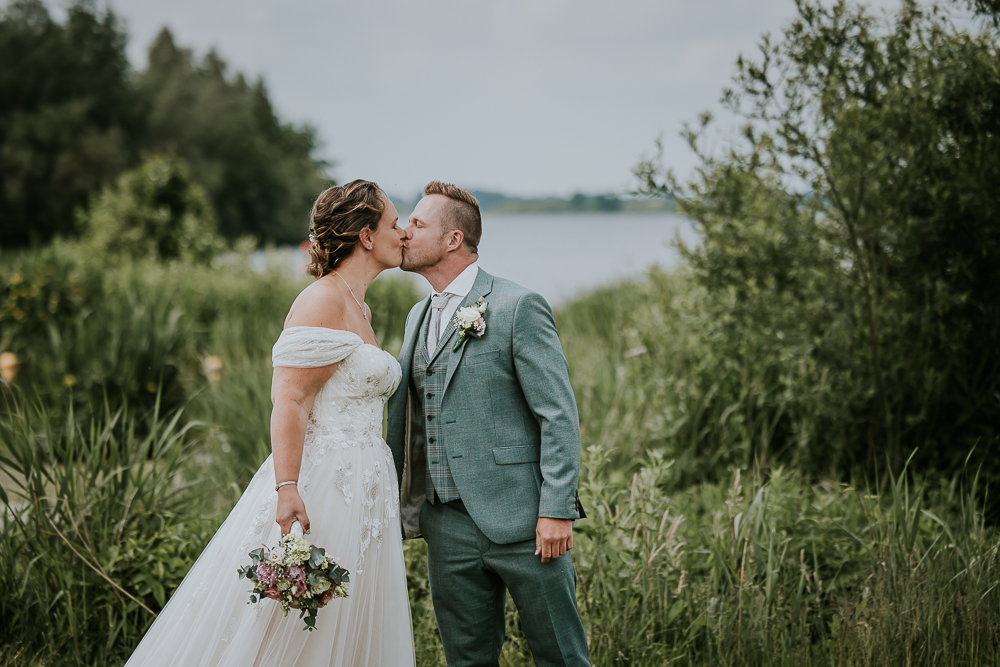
left=445, top=228, right=465, bottom=253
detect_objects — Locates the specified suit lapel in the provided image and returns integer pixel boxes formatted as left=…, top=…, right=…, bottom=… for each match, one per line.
left=398, top=295, right=432, bottom=379
left=443, top=270, right=494, bottom=394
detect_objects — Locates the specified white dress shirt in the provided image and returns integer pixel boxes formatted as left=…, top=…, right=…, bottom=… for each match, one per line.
left=427, top=262, right=480, bottom=352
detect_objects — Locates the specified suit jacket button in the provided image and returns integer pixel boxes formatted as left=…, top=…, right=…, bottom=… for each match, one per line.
left=428, top=437, right=435, bottom=443
left=426, top=392, right=433, bottom=399
left=426, top=369, right=434, bottom=376
left=427, top=415, right=433, bottom=421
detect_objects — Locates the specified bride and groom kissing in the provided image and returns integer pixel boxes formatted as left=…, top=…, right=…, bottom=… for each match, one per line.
left=125, top=180, right=590, bottom=666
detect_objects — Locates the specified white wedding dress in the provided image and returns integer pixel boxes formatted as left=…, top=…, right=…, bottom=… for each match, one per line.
left=125, top=327, right=415, bottom=667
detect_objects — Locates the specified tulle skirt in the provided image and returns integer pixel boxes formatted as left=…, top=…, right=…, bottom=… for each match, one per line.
left=125, top=439, right=415, bottom=667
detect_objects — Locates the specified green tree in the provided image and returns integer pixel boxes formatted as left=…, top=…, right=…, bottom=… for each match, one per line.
left=636, top=0, right=1000, bottom=478
left=1, top=5, right=331, bottom=248
left=79, top=153, right=220, bottom=263
left=135, top=29, right=330, bottom=244
left=0, top=0, right=139, bottom=247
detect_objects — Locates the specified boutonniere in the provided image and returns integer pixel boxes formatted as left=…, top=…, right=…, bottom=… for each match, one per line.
left=452, top=298, right=488, bottom=352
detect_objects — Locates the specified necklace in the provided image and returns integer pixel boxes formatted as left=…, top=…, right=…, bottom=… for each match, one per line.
left=332, top=271, right=367, bottom=321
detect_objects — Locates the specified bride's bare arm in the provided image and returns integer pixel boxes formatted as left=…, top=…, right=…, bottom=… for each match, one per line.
left=270, top=364, right=338, bottom=534
left=270, top=280, right=356, bottom=534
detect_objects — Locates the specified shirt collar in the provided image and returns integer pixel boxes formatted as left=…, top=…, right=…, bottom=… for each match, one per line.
left=436, top=262, right=479, bottom=299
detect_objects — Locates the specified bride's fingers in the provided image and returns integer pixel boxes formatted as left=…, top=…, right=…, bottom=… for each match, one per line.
left=298, top=512, right=311, bottom=535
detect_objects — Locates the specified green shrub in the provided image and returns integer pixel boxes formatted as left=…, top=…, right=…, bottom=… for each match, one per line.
left=635, top=0, right=1000, bottom=481
left=0, top=242, right=420, bottom=429
left=78, top=154, right=222, bottom=263
left=0, top=244, right=96, bottom=347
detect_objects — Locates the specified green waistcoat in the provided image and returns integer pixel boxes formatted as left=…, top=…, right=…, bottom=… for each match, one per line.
left=411, top=308, right=460, bottom=503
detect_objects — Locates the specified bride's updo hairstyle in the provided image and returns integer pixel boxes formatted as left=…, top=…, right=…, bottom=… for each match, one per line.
left=306, top=180, right=386, bottom=279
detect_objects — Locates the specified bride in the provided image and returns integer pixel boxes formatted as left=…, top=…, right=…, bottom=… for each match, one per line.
left=125, top=180, right=415, bottom=666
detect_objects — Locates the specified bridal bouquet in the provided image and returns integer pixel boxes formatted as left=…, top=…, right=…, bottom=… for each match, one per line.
left=237, top=525, right=350, bottom=630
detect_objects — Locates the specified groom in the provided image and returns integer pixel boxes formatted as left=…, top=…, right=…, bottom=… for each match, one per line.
left=386, top=182, right=590, bottom=666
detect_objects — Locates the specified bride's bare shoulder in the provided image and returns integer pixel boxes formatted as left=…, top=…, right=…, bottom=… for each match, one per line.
left=283, top=278, right=347, bottom=329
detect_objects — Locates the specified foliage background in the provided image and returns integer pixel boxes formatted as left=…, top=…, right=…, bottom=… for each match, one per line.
left=0, top=0, right=328, bottom=249
left=635, top=0, right=1000, bottom=485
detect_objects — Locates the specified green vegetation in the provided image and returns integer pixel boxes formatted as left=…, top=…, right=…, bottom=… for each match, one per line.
left=2, top=266, right=998, bottom=666
left=79, top=154, right=223, bottom=264
left=0, top=246, right=420, bottom=664
left=0, top=0, right=328, bottom=248
left=0, top=397, right=213, bottom=666
left=135, top=28, right=329, bottom=243
left=635, top=0, right=1000, bottom=485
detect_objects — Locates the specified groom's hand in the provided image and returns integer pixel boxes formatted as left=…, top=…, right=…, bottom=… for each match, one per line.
left=535, top=518, right=573, bottom=563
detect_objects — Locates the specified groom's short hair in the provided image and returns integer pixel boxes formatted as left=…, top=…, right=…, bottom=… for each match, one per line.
left=423, top=181, right=482, bottom=254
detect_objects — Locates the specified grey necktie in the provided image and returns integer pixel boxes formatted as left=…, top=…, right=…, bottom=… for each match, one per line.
left=428, top=293, right=451, bottom=351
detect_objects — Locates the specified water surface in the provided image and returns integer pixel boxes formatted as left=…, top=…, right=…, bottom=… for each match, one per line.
left=463, top=212, right=693, bottom=304
left=255, top=213, right=695, bottom=305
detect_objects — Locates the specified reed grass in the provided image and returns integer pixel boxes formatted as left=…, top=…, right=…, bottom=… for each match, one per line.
left=0, top=389, right=213, bottom=666
left=575, top=450, right=1000, bottom=665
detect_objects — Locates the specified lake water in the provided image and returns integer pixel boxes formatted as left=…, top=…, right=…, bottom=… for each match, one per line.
left=254, top=213, right=695, bottom=305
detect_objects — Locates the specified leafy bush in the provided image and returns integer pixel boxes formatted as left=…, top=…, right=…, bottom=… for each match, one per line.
left=635, top=0, right=1000, bottom=481
left=0, top=240, right=420, bottom=426
left=79, top=154, right=221, bottom=263
left=0, top=244, right=94, bottom=346
left=556, top=270, right=753, bottom=485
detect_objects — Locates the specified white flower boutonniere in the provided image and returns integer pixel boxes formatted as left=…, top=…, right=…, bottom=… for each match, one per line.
left=452, top=297, right=488, bottom=352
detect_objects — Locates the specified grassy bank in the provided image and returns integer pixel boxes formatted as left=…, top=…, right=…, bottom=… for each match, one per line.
left=2, top=254, right=998, bottom=665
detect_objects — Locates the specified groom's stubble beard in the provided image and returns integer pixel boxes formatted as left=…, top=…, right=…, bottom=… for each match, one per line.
left=400, top=236, right=448, bottom=274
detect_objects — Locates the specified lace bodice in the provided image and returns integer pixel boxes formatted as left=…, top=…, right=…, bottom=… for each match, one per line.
left=271, top=327, right=402, bottom=493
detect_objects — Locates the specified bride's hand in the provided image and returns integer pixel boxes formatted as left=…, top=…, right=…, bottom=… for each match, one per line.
left=276, top=485, right=311, bottom=535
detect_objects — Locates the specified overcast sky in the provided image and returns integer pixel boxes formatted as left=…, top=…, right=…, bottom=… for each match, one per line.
left=98, top=0, right=897, bottom=197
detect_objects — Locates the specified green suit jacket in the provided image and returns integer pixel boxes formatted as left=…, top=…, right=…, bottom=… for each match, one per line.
left=386, top=269, right=582, bottom=544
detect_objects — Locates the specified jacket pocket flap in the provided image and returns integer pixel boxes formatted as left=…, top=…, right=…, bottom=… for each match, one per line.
left=493, top=445, right=540, bottom=465
left=464, top=347, right=501, bottom=363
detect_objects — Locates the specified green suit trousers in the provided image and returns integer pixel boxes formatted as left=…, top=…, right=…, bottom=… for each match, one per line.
left=421, top=498, right=590, bottom=667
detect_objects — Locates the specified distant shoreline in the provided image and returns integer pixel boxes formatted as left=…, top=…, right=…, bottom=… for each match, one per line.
left=388, top=191, right=675, bottom=216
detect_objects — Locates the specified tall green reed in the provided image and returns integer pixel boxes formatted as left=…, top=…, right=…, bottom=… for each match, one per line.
left=574, top=447, right=1000, bottom=666
left=0, top=389, right=213, bottom=666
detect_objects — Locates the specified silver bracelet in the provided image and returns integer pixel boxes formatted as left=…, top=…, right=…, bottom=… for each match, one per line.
left=274, top=480, right=298, bottom=492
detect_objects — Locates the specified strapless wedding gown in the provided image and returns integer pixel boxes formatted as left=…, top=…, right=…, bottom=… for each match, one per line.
left=125, top=327, right=415, bottom=667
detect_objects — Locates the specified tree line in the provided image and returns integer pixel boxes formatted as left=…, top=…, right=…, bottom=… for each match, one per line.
left=0, top=0, right=329, bottom=249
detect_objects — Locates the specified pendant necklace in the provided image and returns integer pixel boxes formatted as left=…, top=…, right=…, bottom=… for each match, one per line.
left=333, top=271, right=367, bottom=321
